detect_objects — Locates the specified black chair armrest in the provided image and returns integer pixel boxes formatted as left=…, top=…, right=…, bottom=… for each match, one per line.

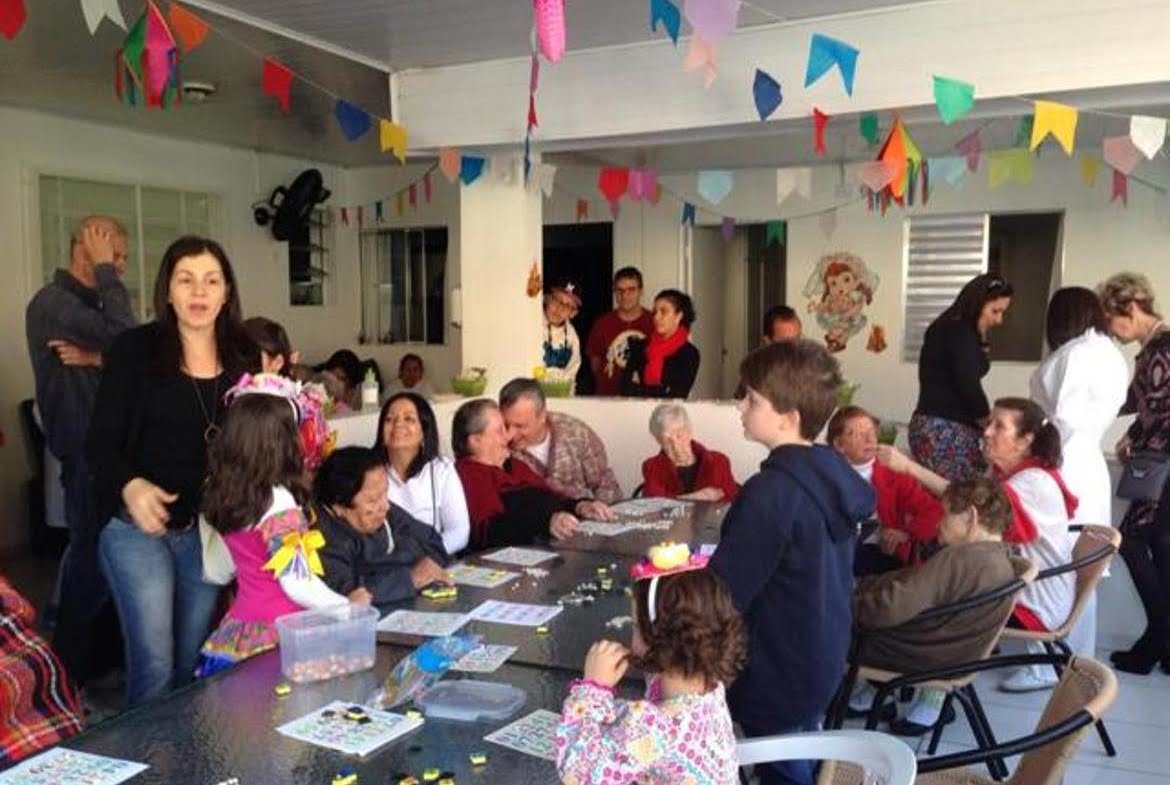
left=916, top=711, right=1095, bottom=773
left=1035, top=543, right=1115, bottom=582
left=870, top=653, right=1067, bottom=699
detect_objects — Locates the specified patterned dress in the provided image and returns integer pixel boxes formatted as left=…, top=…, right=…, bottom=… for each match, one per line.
left=555, top=677, right=739, bottom=785
left=1119, top=329, right=1170, bottom=532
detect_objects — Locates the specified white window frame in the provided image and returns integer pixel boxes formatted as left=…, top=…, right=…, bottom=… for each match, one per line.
left=359, top=226, right=448, bottom=346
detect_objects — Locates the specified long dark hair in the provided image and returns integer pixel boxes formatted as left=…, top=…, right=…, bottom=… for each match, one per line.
left=655, top=289, right=697, bottom=328
left=941, top=273, right=1014, bottom=325
left=151, top=236, right=258, bottom=378
left=1045, top=287, right=1108, bottom=352
left=244, top=316, right=294, bottom=376
left=993, top=396, right=1062, bottom=469
left=375, top=392, right=440, bottom=480
left=202, top=393, right=307, bottom=533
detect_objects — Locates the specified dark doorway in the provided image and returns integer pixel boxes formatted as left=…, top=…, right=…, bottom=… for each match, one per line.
left=987, top=212, right=1062, bottom=362
left=542, top=223, right=614, bottom=395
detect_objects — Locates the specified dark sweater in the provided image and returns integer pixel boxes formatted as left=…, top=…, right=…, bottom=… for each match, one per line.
left=709, top=444, right=875, bottom=731
left=315, top=503, right=449, bottom=612
left=86, top=323, right=257, bottom=529
left=622, top=339, right=700, bottom=399
left=914, top=317, right=991, bottom=427
left=25, top=266, right=136, bottom=459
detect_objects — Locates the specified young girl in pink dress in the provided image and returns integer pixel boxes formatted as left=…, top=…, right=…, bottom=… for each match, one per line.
left=197, top=374, right=361, bottom=676
left=555, top=544, right=747, bottom=785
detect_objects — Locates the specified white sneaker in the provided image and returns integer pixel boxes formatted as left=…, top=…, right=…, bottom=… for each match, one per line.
left=999, top=665, right=1059, bottom=693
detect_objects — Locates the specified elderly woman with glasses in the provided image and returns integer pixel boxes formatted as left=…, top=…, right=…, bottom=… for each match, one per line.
left=543, top=279, right=583, bottom=392
left=640, top=403, right=739, bottom=502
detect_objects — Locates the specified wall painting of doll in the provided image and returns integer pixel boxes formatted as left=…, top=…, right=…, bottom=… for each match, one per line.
left=801, top=252, right=880, bottom=353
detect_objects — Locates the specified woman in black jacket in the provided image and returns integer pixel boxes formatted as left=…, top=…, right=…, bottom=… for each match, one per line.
left=910, top=274, right=1013, bottom=481
left=622, top=289, right=701, bottom=399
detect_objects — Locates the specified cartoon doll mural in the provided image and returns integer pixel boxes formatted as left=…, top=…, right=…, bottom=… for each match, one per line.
left=802, top=252, right=880, bottom=352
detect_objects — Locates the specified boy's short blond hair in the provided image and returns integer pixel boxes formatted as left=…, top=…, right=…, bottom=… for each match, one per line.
left=739, top=339, right=843, bottom=440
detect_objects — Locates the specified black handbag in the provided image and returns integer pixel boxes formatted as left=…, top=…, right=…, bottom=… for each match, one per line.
left=1117, top=451, right=1170, bottom=502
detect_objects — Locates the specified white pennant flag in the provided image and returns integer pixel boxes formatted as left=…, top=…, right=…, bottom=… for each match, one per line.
left=528, top=163, right=557, bottom=198
left=490, top=156, right=517, bottom=185
left=776, top=167, right=813, bottom=205
left=80, top=0, right=127, bottom=34
left=1130, top=115, right=1167, bottom=160
left=819, top=209, right=838, bottom=238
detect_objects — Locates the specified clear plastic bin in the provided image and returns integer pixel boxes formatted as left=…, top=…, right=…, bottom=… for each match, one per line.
left=417, top=680, right=526, bottom=722
left=275, top=604, right=378, bottom=683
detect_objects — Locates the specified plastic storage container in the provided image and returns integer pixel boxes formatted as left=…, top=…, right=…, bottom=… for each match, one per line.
left=275, top=604, right=378, bottom=683
left=416, top=680, right=526, bottom=722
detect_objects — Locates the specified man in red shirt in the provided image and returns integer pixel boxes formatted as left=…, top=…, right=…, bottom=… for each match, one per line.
left=585, top=267, right=655, bottom=397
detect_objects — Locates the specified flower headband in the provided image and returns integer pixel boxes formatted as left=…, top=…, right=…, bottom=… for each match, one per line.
left=629, top=542, right=709, bottom=624
left=224, top=373, right=304, bottom=421
left=224, top=373, right=336, bottom=472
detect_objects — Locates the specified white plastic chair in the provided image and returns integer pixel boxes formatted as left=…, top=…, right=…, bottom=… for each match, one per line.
left=737, top=729, right=917, bottom=785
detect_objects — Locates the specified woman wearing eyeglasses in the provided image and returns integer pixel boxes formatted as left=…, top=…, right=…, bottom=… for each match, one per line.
left=910, top=274, right=1014, bottom=481
left=542, top=279, right=583, bottom=393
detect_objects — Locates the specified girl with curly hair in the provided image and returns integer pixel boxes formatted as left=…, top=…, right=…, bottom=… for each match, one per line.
left=555, top=547, right=746, bottom=785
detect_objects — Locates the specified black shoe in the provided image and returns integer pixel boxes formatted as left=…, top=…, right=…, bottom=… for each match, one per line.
left=1112, top=649, right=1160, bottom=675
left=845, top=701, right=897, bottom=721
left=1111, top=635, right=1157, bottom=666
left=887, top=703, right=956, bottom=737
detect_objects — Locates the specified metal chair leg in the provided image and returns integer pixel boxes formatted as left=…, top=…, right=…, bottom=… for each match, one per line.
left=952, top=687, right=1004, bottom=781
left=926, top=691, right=954, bottom=755
left=966, top=685, right=1010, bottom=781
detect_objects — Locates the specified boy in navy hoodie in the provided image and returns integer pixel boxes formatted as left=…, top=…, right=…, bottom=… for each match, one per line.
left=710, top=340, right=875, bottom=785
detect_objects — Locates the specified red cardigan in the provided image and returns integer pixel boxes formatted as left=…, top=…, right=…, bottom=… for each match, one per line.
left=641, top=441, right=740, bottom=503
left=871, top=462, right=943, bottom=564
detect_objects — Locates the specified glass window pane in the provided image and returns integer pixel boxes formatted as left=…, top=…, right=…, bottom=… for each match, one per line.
left=388, top=232, right=407, bottom=343
left=408, top=231, right=425, bottom=342
left=424, top=228, right=447, bottom=345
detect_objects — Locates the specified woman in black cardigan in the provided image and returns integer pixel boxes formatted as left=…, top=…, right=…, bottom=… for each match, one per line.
left=910, top=273, right=1013, bottom=481
left=87, top=236, right=258, bottom=707
left=622, top=289, right=701, bottom=399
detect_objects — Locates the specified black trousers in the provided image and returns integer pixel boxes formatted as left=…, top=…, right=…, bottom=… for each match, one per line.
left=1120, top=496, right=1170, bottom=650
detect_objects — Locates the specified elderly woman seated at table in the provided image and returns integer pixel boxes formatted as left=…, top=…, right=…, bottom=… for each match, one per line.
left=640, top=403, right=739, bottom=503
left=453, top=399, right=613, bottom=550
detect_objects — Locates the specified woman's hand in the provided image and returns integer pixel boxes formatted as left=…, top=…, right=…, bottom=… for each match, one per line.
left=410, top=557, right=453, bottom=590
left=876, top=445, right=913, bottom=474
left=583, top=640, right=630, bottom=688
left=681, top=487, right=724, bottom=502
left=348, top=587, right=373, bottom=605
left=1115, top=434, right=1133, bottom=463
left=550, top=511, right=579, bottom=540
left=878, top=528, right=910, bottom=555
left=575, top=500, right=616, bottom=521
left=121, top=477, right=176, bottom=535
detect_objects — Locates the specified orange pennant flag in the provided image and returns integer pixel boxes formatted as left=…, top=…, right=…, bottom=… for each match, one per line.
left=168, top=3, right=209, bottom=53
left=439, top=147, right=460, bottom=182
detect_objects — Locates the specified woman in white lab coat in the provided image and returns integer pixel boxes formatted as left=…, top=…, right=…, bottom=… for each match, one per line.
left=1030, top=287, right=1129, bottom=660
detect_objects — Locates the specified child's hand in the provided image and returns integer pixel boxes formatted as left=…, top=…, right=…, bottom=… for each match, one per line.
left=583, top=640, right=629, bottom=688
left=348, top=587, right=373, bottom=605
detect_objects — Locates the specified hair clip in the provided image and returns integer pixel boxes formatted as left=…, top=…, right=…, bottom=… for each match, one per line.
left=629, top=542, right=709, bottom=581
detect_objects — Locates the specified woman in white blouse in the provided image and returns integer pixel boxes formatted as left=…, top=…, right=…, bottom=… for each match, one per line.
left=375, top=392, right=470, bottom=555
left=1030, top=287, right=1129, bottom=660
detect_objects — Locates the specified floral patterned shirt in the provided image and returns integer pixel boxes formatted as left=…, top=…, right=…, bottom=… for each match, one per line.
left=555, top=678, right=738, bottom=785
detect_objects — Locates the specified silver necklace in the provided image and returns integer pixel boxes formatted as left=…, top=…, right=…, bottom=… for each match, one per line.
left=190, top=373, right=221, bottom=444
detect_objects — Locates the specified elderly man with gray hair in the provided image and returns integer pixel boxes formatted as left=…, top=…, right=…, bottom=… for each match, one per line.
left=640, top=403, right=740, bottom=502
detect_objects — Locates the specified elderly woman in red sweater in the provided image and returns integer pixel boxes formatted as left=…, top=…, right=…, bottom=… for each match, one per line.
left=828, top=406, right=942, bottom=575
left=640, top=403, right=740, bottom=502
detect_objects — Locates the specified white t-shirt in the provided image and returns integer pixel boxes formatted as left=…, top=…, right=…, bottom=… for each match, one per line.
left=386, top=456, right=470, bottom=555
left=1007, top=468, right=1076, bottom=631
left=526, top=432, right=553, bottom=468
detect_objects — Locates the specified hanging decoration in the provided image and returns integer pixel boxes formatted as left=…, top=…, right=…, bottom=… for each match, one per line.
left=628, top=169, right=659, bottom=202
left=1103, top=135, right=1141, bottom=175
left=684, top=35, right=717, bottom=88
left=649, top=0, right=681, bottom=45
left=753, top=69, right=783, bottom=121
left=460, top=156, right=486, bottom=186
left=928, top=156, right=967, bottom=188
left=683, top=0, right=740, bottom=42
left=696, top=169, right=733, bottom=205
left=598, top=167, right=630, bottom=213
left=681, top=202, right=696, bottom=226
left=813, top=108, right=830, bottom=155
left=1, top=0, right=26, bottom=40
left=1130, top=115, right=1167, bottom=160
left=167, top=3, right=208, bottom=53
left=262, top=58, right=294, bottom=114
left=954, top=129, right=982, bottom=172
left=804, top=33, right=859, bottom=96
left=576, top=199, right=589, bottom=221
left=333, top=99, right=371, bottom=141
left=986, top=148, right=1033, bottom=189
left=932, top=75, right=975, bottom=124
left=1111, top=169, right=1128, bottom=206
left=721, top=216, right=736, bottom=242
left=81, top=0, right=126, bottom=35
left=765, top=220, right=785, bottom=246
left=859, top=113, right=879, bottom=148
left=115, top=1, right=181, bottom=109
left=439, top=147, right=461, bottom=182
left=534, top=0, right=566, bottom=63
left=379, top=120, right=408, bottom=163
left=776, top=167, right=813, bottom=203
left=1030, top=100, right=1078, bottom=155
left=863, top=118, right=926, bottom=211
left=1080, top=154, right=1100, bottom=187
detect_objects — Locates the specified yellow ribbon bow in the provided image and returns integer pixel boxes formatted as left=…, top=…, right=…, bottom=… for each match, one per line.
left=263, top=530, right=326, bottom=578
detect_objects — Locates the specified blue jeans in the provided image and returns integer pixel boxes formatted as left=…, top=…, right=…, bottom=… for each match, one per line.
left=98, top=517, right=220, bottom=707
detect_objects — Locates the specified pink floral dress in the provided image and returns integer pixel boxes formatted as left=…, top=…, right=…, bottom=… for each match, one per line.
left=555, top=676, right=739, bottom=785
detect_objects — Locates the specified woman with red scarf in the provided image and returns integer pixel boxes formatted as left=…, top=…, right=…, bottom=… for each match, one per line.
left=452, top=399, right=613, bottom=550
left=622, top=289, right=700, bottom=399
left=879, top=397, right=1077, bottom=694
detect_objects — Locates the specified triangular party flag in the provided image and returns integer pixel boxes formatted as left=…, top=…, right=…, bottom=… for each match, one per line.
left=987, top=149, right=1032, bottom=189
left=1130, top=115, right=1167, bottom=160
left=765, top=220, right=785, bottom=246
left=1030, top=101, right=1078, bottom=155
left=696, top=169, right=733, bottom=205
left=531, top=163, right=557, bottom=198
left=683, top=0, right=740, bottom=42
left=650, top=0, right=681, bottom=45
left=115, top=2, right=182, bottom=109
left=753, top=69, right=782, bottom=121
left=684, top=34, right=717, bottom=88
left=423, top=172, right=432, bottom=202
left=408, top=184, right=417, bottom=208
left=527, top=94, right=538, bottom=129
left=340, top=207, right=349, bottom=227
left=928, top=156, right=967, bottom=188
left=819, top=209, right=837, bottom=238
left=721, top=216, right=736, bottom=242
left=1103, top=135, right=1141, bottom=175
left=954, top=129, right=982, bottom=172
left=856, top=160, right=901, bottom=191
left=1111, top=168, right=1128, bottom=206
left=813, top=108, right=829, bottom=155
left=356, top=206, right=364, bottom=228
left=576, top=199, right=589, bottom=222
left=379, top=120, right=408, bottom=163
left=529, top=53, right=540, bottom=93
left=1014, top=115, right=1033, bottom=147
left=1080, top=154, right=1100, bottom=187
left=490, top=155, right=515, bottom=184
left=81, top=0, right=127, bottom=34
left=262, top=58, right=294, bottom=114
left=460, top=156, right=486, bottom=186
left=776, top=168, right=812, bottom=203
left=534, top=0, right=566, bottom=63
left=439, top=147, right=460, bottom=182
left=333, top=100, right=371, bottom=141
left=681, top=202, right=696, bottom=226
left=375, top=200, right=384, bottom=223
left=167, top=3, right=208, bottom=53
left=804, top=33, right=859, bottom=96
left=598, top=167, right=630, bottom=204
left=1, top=0, right=26, bottom=40
left=932, top=75, right=974, bottom=125
left=627, top=168, right=649, bottom=201
left=859, top=113, right=879, bottom=147
left=395, top=193, right=404, bottom=216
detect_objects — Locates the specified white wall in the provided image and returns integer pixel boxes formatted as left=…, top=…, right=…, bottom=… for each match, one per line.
left=689, top=226, right=726, bottom=399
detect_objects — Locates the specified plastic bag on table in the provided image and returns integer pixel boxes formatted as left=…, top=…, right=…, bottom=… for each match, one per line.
left=368, top=634, right=482, bottom=709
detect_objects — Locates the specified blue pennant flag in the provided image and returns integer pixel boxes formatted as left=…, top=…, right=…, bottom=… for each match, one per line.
left=334, top=100, right=371, bottom=141
left=650, top=0, right=681, bottom=45
left=460, top=156, right=486, bottom=186
left=753, top=69, right=783, bottom=121
left=804, top=33, right=859, bottom=96
left=681, top=202, right=696, bottom=226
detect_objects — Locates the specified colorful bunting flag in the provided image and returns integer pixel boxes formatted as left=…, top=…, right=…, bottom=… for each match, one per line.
left=753, top=69, right=783, bottom=121
left=681, top=202, right=696, bottom=225
left=528, top=94, right=538, bottom=128
left=873, top=118, right=923, bottom=202
left=531, top=163, right=557, bottom=197
left=932, top=75, right=974, bottom=125
left=333, top=99, right=371, bottom=141
left=1, top=0, right=26, bottom=40
left=1130, top=115, right=1167, bottom=160
left=1111, top=168, right=1128, bottom=205
left=684, top=34, right=717, bottom=88
left=460, top=156, right=486, bottom=186
left=262, top=58, right=294, bottom=114
left=115, top=2, right=181, bottom=109
left=859, top=113, right=879, bottom=147
left=856, top=160, right=901, bottom=191
left=408, top=184, right=417, bottom=208
left=529, top=53, right=540, bottom=93
left=379, top=120, right=408, bottom=163
left=813, top=108, right=829, bottom=155
left=629, top=168, right=659, bottom=201
left=167, top=3, right=208, bottom=53
left=534, top=0, right=566, bottom=63
left=650, top=0, right=681, bottom=45
left=356, top=206, right=364, bottom=228
left=340, top=207, right=349, bottom=227
left=374, top=200, right=384, bottom=223
left=987, top=148, right=1033, bottom=189
left=1030, top=101, right=1078, bottom=155
left=81, top=0, right=127, bottom=34
left=1103, top=135, right=1141, bottom=175
left=804, top=33, right=859, bottom=96
left=819, top=209, right=838, bottom=238
left=576, top=199, right=589, bottom=222
left=395, top=193, right=404, bottom=216
left=721, top=216, right=736, bottom=242
left=1014, top=115, right=1033, bottom=148
left=490, top=155, right=515, bottom=184
left=954, top=129, right=982, bottom=172
left=439, top=147, right=460, bottom=182
left=610, top=200, right=621, bottom=220
left=683, top=0, right=740, bottom=42
left=696, top=169, right=733, bottom=205
left=1080, top=154, right=1100, bottom=187
left=928, top=156, right=967, bottom=188
left=776, top=168, right=812, bottom=203
left=765, top=220, right=785, bottom=246
left=423, top=173, right=432, bottom=203
left=598, top=167, right=630, bottom=204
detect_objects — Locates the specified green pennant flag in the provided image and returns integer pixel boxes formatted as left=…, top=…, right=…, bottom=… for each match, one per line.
left=1014, top=115, right=1034, bottom=148
left=765, top=220, right=786, bottom=246
left=932, top=75, right=975, bottom=125
left=859, top=112, right=879, bottom=147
